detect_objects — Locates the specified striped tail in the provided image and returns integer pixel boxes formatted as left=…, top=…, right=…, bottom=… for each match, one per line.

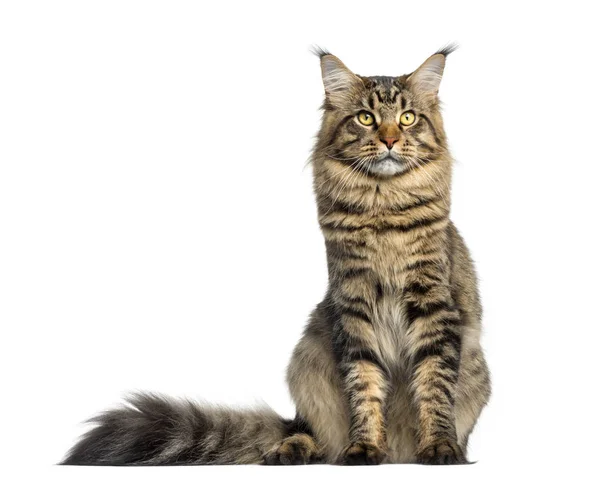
left=61, top=393, right=288, bottom=465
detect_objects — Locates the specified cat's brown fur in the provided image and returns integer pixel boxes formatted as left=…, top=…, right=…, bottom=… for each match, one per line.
left=62, top=48, right=490, bottom=466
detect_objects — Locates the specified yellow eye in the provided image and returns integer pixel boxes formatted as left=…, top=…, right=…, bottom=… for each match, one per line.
left=400, top=111, right=416, bottom=126
left=357, top=111, right=375, bottom=126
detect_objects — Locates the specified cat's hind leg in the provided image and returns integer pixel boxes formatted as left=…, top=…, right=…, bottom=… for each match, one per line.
left=285, top=315, right=350, bottom=464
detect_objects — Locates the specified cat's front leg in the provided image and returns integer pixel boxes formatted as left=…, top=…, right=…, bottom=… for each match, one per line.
left=333, top=311, right=389, bottom=465
left=404, top=274, right=467, bottom=465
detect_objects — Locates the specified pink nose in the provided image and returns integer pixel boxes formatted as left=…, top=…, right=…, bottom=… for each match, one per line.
left=380, top=137, right=399, bottom=149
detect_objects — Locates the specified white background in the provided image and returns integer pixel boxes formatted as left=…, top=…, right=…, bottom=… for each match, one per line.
left=1, top=1, right=599, bottom=477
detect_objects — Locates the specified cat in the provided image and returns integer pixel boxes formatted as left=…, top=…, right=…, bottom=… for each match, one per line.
left=62, top=46, right=491, bottom=466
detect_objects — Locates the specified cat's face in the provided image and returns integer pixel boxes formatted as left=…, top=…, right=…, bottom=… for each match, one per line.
left=318, top=50, right=451, bottom=177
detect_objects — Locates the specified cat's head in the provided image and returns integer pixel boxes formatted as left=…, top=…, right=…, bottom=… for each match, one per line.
left=316, top=47, right=454, bottom=177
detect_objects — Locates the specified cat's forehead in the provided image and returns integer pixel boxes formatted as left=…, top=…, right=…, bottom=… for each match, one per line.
left=359, top=75, right=410, bottom=108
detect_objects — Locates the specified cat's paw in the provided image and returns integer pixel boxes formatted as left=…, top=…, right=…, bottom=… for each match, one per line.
left=262, top=435, right=322, bottom=465
left=416, top=439, right=467, bottom=465
left=340, top=441, right=385, bottom=465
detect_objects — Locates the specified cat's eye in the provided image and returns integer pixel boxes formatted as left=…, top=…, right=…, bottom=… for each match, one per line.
left=400, top=111, right=416, bottom=126
left=357, top=111, right=375, bottom=126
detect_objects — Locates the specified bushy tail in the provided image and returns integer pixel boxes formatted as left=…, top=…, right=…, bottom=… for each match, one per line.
left=61, top=393, right=288, bottom=465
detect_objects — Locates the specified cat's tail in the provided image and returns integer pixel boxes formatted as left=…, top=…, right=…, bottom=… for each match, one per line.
left=60, top=392, right=289, bottom=465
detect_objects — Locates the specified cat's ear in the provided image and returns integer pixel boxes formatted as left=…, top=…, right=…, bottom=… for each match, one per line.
left=319, top=52, right=363, bottom=107
left=407, top=46, right=456, bottom=97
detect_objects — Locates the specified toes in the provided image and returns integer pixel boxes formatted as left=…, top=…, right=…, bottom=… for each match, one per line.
left=262, top=451, right=279, bottom=465
left=416, top=440, right=467, bottom=466
left=341, top=442, right=385, bottom=465
left=263, top=440, right=310, bottom=465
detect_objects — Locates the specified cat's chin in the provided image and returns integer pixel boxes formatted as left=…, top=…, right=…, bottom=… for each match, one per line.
left=366, top=157, right=408, bottom=177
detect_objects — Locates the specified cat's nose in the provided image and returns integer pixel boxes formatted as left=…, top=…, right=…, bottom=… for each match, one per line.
left=380, top=137, right=399, bottom=150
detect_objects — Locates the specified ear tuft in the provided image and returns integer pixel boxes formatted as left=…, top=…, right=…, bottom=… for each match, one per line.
left=435, top=43, right=458, bottom=58
left=310, top=44, right=331, bottom=59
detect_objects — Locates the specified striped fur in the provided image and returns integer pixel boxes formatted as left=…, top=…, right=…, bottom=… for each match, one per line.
left=62, top=48, right=490, bottom=466
left=61, top=393, right=290, bottom=465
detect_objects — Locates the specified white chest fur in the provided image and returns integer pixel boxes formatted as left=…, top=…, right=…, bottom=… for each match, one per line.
left=371, top=293, right=411, bottom=375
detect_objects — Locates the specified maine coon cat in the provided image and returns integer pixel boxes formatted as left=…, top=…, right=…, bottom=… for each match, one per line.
left=62, top=47, right=490, bottom=466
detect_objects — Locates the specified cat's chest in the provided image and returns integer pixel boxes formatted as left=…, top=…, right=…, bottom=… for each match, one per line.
left=370, top=292, right=411, bottom=372
left=365, top=230, right=424, bottom=286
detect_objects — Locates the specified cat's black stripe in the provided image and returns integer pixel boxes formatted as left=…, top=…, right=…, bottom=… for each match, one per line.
left=404, top=281, right=437, bottom=295
left=340, top=305, right=372, bottom=323
left=328, top=115, right=355, bottom=147
left=344, top=350, right=388, bottom=377
left=388, top=196, right=439, bottom=213
left=368, top=94, right=376, bottom=110
left=420, top=114, right=441, bottom=144
left=416, top=140, right=435, bottom=152
left=405, top=300, right=452, bottom=323
left=340, top=137, right=360, bottom=149
left=386, top=215, right=448, bottom=233
left=325, top=236, right=369, bottom=249
left=342, top=267, right=372, bottom=279
left=412, top=342, right=446, bottom=368
left=322, top=215, right=447, bottom=234
left=320, top=198, right=367, bottom=215
left=339, top=293, right=371, bottom=307
left=404, top=259, right=443, bottom=271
